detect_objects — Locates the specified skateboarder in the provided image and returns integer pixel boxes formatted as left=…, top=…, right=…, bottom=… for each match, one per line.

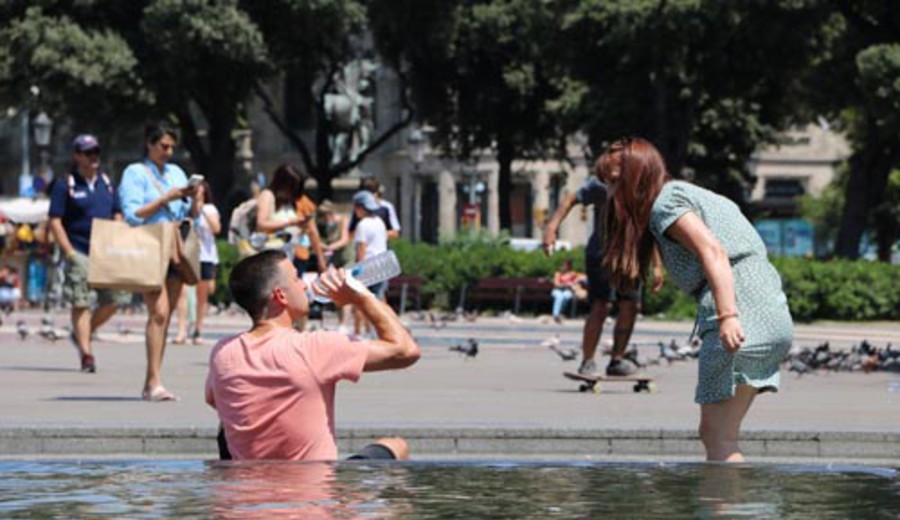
left=543, top=161, right=662, bottom=377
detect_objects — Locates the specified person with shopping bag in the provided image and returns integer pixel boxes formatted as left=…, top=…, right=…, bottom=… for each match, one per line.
left=48, top=134, right=130, bottom=373
left=117, top=121, right=199, bottom=402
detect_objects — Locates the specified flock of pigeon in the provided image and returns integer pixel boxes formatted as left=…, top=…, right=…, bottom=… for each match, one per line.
left=542, top=335, right=699, bottom=367
left=13, top=316, right=132, bottom=342
left=542, top=334, right=900, bottom=376
left=785, top=340, right=900, bottom=374
left=21, top=310, right=896, bottom=377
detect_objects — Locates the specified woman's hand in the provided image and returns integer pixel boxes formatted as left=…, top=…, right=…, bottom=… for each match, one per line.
left=718, top=316, right=745, bottom=354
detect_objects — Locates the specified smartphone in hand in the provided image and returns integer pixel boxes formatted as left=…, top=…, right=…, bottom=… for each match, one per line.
left=187, top=174, right=204, bottom=187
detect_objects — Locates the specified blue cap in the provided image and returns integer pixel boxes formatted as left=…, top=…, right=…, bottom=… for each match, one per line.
left=352, top=190, right=380, bottom=212
left=72, top=134, right=100, bottom=152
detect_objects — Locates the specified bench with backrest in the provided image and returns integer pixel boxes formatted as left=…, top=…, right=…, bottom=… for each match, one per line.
left=386, top=274, right=423, bottom=314
left=460, top=276, right=555, bottom=315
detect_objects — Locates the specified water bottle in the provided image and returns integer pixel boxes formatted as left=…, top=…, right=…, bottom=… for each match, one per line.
left=308, top=250, right=401, bottom=304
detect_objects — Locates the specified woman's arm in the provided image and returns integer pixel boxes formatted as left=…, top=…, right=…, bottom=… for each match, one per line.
left=203, top=205, right=221, bottom=235
left=666, top=211, right=745, bottom=353
left=326, top=214, right=352, bottom=252
left=307, top=218, right=326, bottom=272
left=650, top=245, right=665, bottom=293
left=255, top=190, right=303, bottom=233
left=552, top=271, right=565, bottom=288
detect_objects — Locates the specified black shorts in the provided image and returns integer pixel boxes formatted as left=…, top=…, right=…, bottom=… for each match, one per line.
left=201, top=262, right=218, bottom=281
left=585, top=254, right=641, bottom=303
left=216, top=428, right=397, bottom=461
left=345, top=443, right=397, bottom=461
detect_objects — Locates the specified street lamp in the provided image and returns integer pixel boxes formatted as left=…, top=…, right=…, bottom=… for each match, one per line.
left=33, top=111, right=53, bottom=179
left=407, top=127, right=426, bottom=168
left=406, top=127, right=429, bottom=242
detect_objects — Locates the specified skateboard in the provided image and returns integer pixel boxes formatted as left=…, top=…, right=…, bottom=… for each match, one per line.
left=563, top=371, right=658, bottom=394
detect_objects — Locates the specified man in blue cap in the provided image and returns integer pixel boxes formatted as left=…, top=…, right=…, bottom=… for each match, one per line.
left=48, top=134, right=127, bottom=372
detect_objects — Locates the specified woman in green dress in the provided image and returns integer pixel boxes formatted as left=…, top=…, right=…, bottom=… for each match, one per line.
left=598, top=137, right=793, bottom=462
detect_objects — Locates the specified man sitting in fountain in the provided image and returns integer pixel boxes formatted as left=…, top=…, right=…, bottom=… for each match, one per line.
left=205, top=250, right=420, bottom=460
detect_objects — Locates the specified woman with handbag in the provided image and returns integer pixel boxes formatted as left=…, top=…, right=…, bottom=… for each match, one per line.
left=118, top=121, right=199, bottom=402
left=255, top=163, right=325, bottom=275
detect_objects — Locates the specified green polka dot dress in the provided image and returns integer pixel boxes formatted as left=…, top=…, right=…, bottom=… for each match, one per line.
left=650, top=181, right=793, bottom=404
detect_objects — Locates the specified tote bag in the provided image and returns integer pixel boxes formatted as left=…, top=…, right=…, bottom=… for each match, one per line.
left=173, top=219, right=201, bottom=286
left=87, top=219, right=174, bottom=292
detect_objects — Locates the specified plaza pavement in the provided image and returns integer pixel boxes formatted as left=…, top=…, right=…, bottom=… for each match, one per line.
left=0, top=307, right=898, bottom=464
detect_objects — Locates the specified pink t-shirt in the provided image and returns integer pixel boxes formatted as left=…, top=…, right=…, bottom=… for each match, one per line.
left=205, top=328, right=367, bottom=461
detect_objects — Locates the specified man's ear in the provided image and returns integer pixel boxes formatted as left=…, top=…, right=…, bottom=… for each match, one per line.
left=271, top=286, right=287, bottom=307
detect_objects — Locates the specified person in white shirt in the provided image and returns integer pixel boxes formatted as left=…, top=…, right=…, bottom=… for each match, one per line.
left=193, top=181, right=220, bottom=342
left=172, top=181, right=221, bottom=345
left=352, top=190, right=388, bottom=335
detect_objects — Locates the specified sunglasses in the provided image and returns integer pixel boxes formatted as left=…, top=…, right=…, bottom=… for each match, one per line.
left=158, top=143, right=175, bottom=151
left=79, top=149, right=101, bottom=157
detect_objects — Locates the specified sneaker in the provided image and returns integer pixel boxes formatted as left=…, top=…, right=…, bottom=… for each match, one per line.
left=80, top=354, right=96, bottom=373
left=577, top=359, right=598, bottom=376
left=606, top=358, right=637, bottom=377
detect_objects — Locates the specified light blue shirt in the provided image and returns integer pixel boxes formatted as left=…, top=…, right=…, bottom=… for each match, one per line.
left=118, top=159, right=191, bottom=226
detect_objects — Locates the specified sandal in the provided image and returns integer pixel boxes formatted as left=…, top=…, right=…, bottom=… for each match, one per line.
left=142, top=386, right=179, bottom=402
left=171, top=336, right=187, bottom=345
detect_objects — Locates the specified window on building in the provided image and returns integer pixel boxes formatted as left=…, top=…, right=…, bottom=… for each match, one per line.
left=764, top=178, right=806, bottom=199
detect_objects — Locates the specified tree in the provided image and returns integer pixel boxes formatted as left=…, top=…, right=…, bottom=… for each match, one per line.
left=371, top=0, right=571, bottom=231
left=559, top=0, right=834, bottom=202
left=138, top=0, right=270, bottom=205
left=1, top=1, right=271, bottom=206
left=0, top=5, right=148, bottom=135
left=834, top=43, right=900, bottom=260
left=244, top=0, right=415, bottom=201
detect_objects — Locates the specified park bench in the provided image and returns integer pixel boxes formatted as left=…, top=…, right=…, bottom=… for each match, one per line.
left=459, top=276, right=555, bottom=315
left=386, top=274, right=423, bottom=314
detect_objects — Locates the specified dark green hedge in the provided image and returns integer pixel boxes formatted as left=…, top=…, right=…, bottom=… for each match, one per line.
left=212, top=238, right=900, bottom=322
left=771, top=257, right=900, bottom=322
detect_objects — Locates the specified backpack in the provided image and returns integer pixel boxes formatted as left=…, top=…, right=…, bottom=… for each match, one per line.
left=227, top=198, right=258, bottom=245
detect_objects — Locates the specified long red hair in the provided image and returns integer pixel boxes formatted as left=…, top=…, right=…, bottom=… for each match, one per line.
left=599, top=138, right=671, bottom=290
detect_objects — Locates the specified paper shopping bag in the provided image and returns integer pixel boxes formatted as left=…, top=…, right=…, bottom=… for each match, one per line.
left=87, top=219, right=174, bottom=292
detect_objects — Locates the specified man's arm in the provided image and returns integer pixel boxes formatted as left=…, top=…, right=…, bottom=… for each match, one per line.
left=542, top=192, right=579, bottom=256
left=314, top=267, right=420, bottom=372
left=48, top=218, right=77, bottom=259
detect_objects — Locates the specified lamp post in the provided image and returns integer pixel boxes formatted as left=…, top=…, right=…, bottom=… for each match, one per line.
left=32, top=111, right=53, bottom=179
left=233, top=129, right=254, bottom=179
left=406, top=127, right=427, bottom=242
left=461, top=158, right=484, bottom=230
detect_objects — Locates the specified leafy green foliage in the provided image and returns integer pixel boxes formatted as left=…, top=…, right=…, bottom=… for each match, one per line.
left=772, top=257, right=900, bottom=321
left=212, top=238, right=240, bottom=305
left=0, top=6, right=147, bottom=127
left=560, top=0, right=834, bottom=200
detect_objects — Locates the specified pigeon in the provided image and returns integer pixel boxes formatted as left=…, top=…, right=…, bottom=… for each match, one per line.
left=449, top=338, right=478, bottom=358
left=39, top=317, right=59, bottom=342
left=543, top=336, right=578, bottom=361
left=789, top=358, right=810, bottom=375
left=658, top=340, right=683, bottom=364
left=463, top=310, right=479, bottom=322
left=623, top=343, right=647, bottom=368
left=428, top=312, right=447, bottom=330
left=16, top=320, right=28, bottom=340
left=116, top=321, right=131, bottom=336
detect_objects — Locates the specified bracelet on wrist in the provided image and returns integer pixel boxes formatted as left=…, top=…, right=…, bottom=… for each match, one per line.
left=716, top=312, right=738, bottom=322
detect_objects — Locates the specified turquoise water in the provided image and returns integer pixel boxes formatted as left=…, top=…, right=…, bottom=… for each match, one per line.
left=0, top=460, right=897, bottom=519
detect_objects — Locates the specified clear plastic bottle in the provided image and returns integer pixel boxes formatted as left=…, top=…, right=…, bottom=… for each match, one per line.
left=308, top=250, right=401, bottom=304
